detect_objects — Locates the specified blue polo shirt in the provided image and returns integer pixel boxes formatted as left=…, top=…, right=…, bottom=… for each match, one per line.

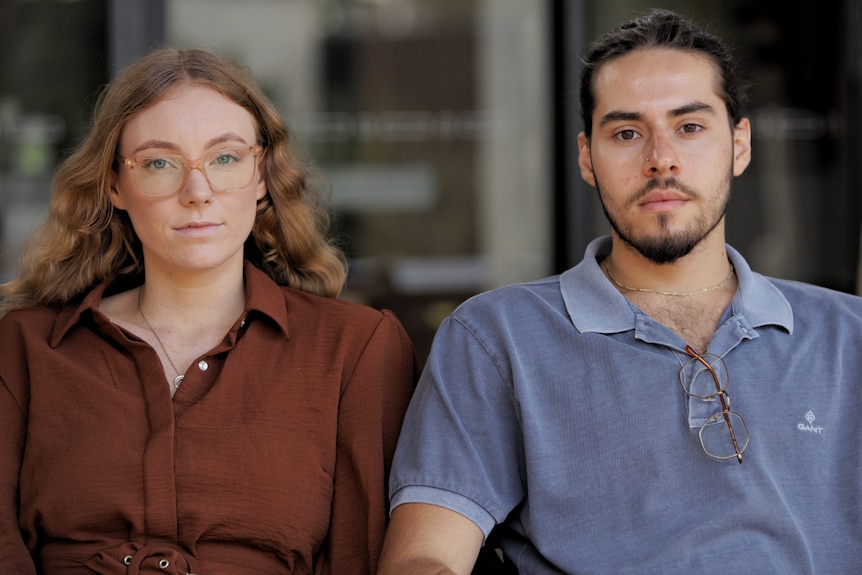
left=390, top=236, right=862, bottom=574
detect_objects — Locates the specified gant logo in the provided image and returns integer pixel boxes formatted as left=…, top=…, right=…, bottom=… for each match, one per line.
left=797, top=410, right=824, bottom=434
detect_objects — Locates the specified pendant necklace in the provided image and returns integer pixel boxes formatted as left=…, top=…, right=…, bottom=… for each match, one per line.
left=137, top=288, right=185, bottom=389
left=604, top=261, right=735, bottom=297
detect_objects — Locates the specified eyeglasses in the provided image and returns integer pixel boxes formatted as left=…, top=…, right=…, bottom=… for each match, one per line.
left=679, top=345, right=749, bottom=463
left=118, top=146, right=263, bottom=197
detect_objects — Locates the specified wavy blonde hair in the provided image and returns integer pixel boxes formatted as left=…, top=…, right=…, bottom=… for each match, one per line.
left=0, top=48, right=347, bottom=316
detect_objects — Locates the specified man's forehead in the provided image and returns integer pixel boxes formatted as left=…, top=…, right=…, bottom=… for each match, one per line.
left=591, top=49, right=723, bottom=117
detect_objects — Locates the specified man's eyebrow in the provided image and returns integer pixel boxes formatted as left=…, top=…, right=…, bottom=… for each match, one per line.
left=598, top=111, right=642, bottom=128
left=670, top=101, right=716, bottom=117
left=598, top=101, right=718, bottom=128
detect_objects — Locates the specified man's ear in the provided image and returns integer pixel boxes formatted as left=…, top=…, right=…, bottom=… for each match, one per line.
left=577, top=132, right=596, bottom=187
left=732, top=117, right=752, bottom=177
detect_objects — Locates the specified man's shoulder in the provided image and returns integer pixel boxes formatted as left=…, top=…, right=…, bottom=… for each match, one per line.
left=453, top=275, right=564, bottom=317
left=762, top=276, right=862, bottom=331
left=766, top=276, right=862, bottom=307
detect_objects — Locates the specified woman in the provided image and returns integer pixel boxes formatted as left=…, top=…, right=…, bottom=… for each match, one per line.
left=0, top=48, right=417, bottom=574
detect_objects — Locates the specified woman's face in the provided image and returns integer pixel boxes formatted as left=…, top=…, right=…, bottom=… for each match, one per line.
left=112, top=83, right=266, bottom=277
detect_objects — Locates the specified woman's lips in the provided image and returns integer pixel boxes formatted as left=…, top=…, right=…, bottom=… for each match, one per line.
left=175, top=221, right=221, bottom=236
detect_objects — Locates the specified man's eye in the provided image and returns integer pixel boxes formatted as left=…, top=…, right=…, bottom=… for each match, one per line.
left=616, top=129, right=638, bottom=141
left=681, top=124, right=702, bottom=134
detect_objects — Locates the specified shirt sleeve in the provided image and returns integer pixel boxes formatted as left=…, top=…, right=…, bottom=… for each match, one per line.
left=0, top=317, right=39, bottom=574
left=387, top=313, right=525, bottom=538
left=317, top=309, right=417, bottom=575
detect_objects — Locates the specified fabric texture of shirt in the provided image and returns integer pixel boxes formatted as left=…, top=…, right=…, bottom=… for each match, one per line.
left=390, top=236, right=862, bottom=574
left=0, top=261, right=417, bottom=575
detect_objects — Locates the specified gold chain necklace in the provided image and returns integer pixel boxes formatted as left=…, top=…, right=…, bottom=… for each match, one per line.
left=604, top=261, right=735, bottom=297
left=137, top=288, right=185, bottom=389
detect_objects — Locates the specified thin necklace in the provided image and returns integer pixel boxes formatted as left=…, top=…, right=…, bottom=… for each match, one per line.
left=137, top=288, right=185, bottom=389
left=604, top=261, right=735, bottom=297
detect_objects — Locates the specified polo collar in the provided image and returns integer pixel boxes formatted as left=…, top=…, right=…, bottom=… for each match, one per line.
left=561, top=236, right=793, bottom=335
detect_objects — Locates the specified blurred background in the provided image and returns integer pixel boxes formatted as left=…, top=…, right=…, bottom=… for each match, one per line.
left=1, top=0, right=860, bottom=364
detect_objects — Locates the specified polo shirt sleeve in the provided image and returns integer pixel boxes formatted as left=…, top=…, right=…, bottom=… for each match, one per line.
left=388, top=313, right=524, bottom=538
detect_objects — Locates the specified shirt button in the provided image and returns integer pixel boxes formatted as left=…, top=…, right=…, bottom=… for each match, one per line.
left=123, top=555, right=133, bottom=565
left=198, top=360, right=209, bottom=372
left=159, top=559, right=170, bottom=569
left=240, top=317, right=247, bottom=328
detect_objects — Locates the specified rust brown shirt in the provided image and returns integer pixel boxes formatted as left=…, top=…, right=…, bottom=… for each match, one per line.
left=0, top=262, right=417, bottom=574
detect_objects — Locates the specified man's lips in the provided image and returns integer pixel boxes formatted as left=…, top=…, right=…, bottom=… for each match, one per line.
left=638, top=190, right=689, bottom=212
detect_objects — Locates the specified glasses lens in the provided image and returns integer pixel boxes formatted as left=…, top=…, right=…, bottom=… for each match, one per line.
left=699, top=410, right=749, bottom=460
left=134, top=155, right=186, bottom=197
left=680, top=353, right=728, bottom=398
left=203, top=148, right=258, bottom=192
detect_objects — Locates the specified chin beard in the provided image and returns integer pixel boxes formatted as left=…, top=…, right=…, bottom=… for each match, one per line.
left=596, top=177, right=730, bottom=265
left=610, top=217, right=702, bottom=264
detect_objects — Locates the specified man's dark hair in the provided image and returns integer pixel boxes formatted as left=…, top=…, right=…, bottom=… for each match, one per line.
left=579, top=9, right=748, bottom=137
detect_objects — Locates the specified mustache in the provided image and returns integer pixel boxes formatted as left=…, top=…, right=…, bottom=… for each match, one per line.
left=631, top=177, right=699, bottom=203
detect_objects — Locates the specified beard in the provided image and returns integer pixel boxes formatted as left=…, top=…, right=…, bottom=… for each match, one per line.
left=596, top=175, right=731, bottom=265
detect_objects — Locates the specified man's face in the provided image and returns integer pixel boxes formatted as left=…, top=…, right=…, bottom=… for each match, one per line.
left=577, top=48, right=751, bottom=264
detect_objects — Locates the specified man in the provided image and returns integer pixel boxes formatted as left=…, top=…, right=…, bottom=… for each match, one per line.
left=379, top=9, right=862, bottom=575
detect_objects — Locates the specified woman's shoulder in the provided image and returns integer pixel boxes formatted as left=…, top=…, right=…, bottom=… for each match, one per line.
left=0, top=304, right=67, bottom=367
left=279, top=285, right=406, bottom=334
left=0, top=303, right=64, bottom=332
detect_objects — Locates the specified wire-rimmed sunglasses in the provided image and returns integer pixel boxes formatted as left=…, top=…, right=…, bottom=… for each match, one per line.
left=679, top=345, right=749, bottom=463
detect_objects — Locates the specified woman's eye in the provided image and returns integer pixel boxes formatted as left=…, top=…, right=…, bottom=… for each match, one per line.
left=212, top=152, right=241, bottom=165
left=141, top=157, right=178, bottom=170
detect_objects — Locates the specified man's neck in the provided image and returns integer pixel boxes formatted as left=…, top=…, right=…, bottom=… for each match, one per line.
left=603, top=235, right=737, bottom=351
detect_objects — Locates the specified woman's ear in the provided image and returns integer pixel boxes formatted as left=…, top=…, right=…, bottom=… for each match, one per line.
left=255, top=161, right=267, bottom=201
left=109, top=172, right=127, bottom=211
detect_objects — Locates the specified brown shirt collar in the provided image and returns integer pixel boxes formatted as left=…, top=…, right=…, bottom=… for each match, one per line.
left=49, top=261, right=292, bottom=348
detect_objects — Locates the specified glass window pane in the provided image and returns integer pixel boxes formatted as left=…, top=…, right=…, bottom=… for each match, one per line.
left=0, top=0, right=107, bottom=282
left=166, top=0, right=552, bottom=360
